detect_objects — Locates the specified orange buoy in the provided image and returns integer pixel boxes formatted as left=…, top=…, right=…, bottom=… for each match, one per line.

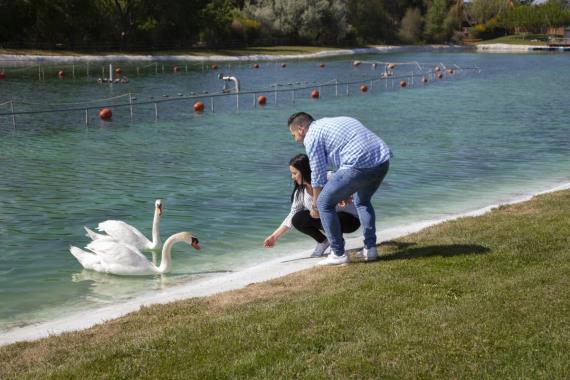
left=58, top=70, right=65, bottom=79
left=400, top=80, right=407, bottom=88
left=0, top=71, right=5, bottom=80
left=447, top=69, right=454, bottom=75
left=311, top=89, right=320, bottom=99
left=281, top=63, right=287, bottom=68
left=360, top=84, right=368, bottom=92
left=193, top=101, right=205, bottom=112
left=253, top=63, right=260, bottom=69
left=173, top=65, right=180, bottom=72
left=388, top=63, right=396, bottom=69
left=115, top=67, right=122, bottom=75
left=211, top=64, right=218, bottom=70
left=99, top=108, right=112, bottom=120
left=257, top=95, right=267, bottom=106
left=437, top=72, right=443, bottom=79
left=319, top=63, right=325, bottom=68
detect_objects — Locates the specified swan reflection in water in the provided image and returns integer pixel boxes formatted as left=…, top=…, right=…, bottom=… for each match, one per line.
left=72, top=267, right=233, bottom=300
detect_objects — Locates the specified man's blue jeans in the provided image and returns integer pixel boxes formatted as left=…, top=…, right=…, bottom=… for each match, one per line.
left=316, top=161, right=389, bottom=256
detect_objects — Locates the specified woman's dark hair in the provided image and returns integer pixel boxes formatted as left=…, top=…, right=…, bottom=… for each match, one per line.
left=289, top=153, right=311, bottom=202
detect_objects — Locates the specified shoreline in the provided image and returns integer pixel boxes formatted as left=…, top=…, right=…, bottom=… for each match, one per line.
left=1, top=180, right=569, bottom=347
left=0, top=45, right=468, bottom=63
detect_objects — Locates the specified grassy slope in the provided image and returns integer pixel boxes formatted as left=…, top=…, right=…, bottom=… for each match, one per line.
left=1, top=189, right=569, bottom=379
left=477, top=35, right=549, bottom=46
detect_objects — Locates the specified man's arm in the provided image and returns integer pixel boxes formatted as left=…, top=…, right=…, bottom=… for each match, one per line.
left=310, top=186, right=322, bottom=218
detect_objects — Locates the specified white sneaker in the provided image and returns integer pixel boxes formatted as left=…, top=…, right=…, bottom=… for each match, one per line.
left=311, top=239, right=330, bottom=257
left=360, top=246, right=378, bottom=262
left=317, top=253, right=348, bottom=266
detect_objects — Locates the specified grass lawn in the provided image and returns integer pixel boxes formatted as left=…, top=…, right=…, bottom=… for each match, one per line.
left=1, top=189, right=569, bottom=379
left=478, top=34, right=549, bottom=46
left=0, top=46, right=341, bottom=58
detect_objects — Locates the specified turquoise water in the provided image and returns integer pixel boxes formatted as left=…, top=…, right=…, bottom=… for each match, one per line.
left=0, top=51, right=569, bottom=332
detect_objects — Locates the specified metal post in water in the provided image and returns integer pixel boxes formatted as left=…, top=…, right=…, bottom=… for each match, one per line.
left=85, top=109, right=89, bottom=125
left=253, top=93, right=256, bottom=108
left=10, top=100, right=16, bottom=130
left=86, top=62, right=89, bottom=77
left=155, top=62, right=158, bottom=74
left=274, top=87, right=277, bottom=104
left=236, top=94, right=239, bottom=112
left=72, top=63, right=75, bottom=79
left=211, top=96, right=214, bottom=112
left=109, top=64, right=113, bottom=82
left=129, top=93, right=133, bottom=122
left=137, top=66, right=140, bottom=75
left=335, top=80, right=338, bottom=97
left=162, top=64, right=164, bottom=73
left=38, top=64, right=41, bottom=81
left=154, top=103, right=158, bottom=121
left=102, top=65, right=105, bottom=78
left=185, top=64, right=188, bottom=72
left=411, top=72, right=414, bottom=86
left=346, top=83, right=349, bottom=96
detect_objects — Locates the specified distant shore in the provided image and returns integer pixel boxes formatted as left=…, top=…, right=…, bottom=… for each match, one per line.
left=0, top=45, right=468, bottom=63
left=0, top=43, right=552, bottom=65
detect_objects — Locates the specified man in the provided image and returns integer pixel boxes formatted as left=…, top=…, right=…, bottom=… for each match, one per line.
left=288, top=112, right=391, bottom=265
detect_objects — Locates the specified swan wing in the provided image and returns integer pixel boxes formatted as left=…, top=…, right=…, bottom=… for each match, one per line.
left=97, top=220, right=151, bottom=250
left=86, top=238, right=155, bottom=275
left=70, top=246, right=102, bottom=271
left=84, top=226, right=107, bottom=241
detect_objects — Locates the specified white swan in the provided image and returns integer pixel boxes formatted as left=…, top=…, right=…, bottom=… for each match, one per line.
left=84, top=199, right=163, bottom=251
left=70, top=231, right=201, bottom=275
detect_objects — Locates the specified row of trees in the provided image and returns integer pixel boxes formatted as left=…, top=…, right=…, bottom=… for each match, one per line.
left=0, top=0, right=569, bottom=50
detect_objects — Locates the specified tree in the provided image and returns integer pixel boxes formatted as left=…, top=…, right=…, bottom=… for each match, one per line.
left=424, top=0, right=450, bottom=42
left=467, top=0, right=510, bottom=24
left=245, top=0, right=349, bottom=45
left=347, top=0, right=393, bottom=43
left=398, top=7, right=423, bottom=43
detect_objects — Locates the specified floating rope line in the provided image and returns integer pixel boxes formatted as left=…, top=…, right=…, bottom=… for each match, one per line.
left=17, top=93, right=132, bottom=107
left=0, top=62, right=481, bottom=121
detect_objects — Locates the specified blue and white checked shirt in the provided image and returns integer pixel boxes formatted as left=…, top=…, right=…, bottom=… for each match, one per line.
left=304, top=116, right=391, bottom=187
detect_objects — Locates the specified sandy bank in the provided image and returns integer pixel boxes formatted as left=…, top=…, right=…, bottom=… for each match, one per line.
left=1, top=181, right=569, bottom=347
left=0, top=45, right=467, bottom=63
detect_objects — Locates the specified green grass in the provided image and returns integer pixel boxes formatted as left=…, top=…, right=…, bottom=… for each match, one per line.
left=0, top=46, right=340, bottom=58
left=478, top=34, right=549, bottom=46
left=1, top=189, right=569, bottom=379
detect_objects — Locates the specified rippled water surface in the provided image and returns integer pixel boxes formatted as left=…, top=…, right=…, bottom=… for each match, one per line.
left=0, top=51, right=569, bottom=331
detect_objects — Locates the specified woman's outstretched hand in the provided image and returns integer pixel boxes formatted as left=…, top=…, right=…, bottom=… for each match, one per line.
left=264, top=235, right=277, bottom=248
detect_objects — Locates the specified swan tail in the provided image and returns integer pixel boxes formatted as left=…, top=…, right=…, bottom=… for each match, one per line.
left=84, top=226, right=104, bottom=241
left=70, top=246, right=100, bottom=271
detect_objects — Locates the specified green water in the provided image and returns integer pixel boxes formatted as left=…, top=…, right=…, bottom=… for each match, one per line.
left=0, top=51, right=568, bottom=332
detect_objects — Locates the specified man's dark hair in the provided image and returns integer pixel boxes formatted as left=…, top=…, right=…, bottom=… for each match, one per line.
left=287, top=112, right=314, bottom=129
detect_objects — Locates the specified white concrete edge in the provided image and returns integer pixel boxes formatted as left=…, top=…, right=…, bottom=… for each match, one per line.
left=1, top=181, right=569, bottom=347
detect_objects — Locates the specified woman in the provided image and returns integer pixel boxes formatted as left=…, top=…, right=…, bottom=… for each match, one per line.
left=263, top=154, right=360, bottom=257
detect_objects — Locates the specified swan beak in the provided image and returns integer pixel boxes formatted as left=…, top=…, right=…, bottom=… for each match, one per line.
left=157, top=204, right=163, bottom=216
left=191, top=237, right=201, bottom=250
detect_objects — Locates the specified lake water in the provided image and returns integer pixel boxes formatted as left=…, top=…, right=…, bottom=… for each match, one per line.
left=0, top=50, right=568, bottom=333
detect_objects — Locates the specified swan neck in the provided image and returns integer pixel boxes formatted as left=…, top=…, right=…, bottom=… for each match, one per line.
left=151, top=207, right=161, bottom=246
left=156, top=233, right=183, bottom=273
